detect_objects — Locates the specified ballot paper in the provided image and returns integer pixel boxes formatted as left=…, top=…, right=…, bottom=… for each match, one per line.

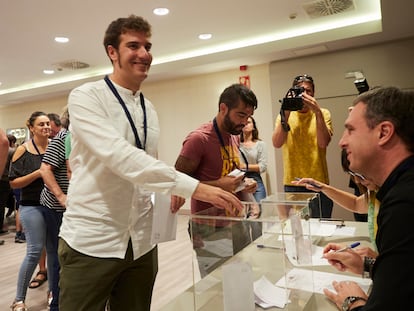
left=150, top=193, right=177, bottom=244
left=276, top=268, right=372, bottom=295
left=254, top=276, right=290, bottom=309
left=268, top=219, right=356, bottom=237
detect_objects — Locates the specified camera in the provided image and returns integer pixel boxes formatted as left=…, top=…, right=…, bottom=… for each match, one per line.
left=280, top=86, right=305, bottom=111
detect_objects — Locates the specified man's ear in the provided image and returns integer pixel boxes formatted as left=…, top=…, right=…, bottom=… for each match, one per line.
left=378, top=121, right=394, bottom=145
left=107, top=45, right=118, bottom=62
left=219, top=102, right=228, bottom=114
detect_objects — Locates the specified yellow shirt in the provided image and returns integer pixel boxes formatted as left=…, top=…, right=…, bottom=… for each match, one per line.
left=276, top=108, right=333, bottom=185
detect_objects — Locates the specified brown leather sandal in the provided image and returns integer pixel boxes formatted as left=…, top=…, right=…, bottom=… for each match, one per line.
left=28, top=270, right=47, bottom=289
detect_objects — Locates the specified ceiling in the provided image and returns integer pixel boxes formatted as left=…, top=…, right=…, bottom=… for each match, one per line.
left=1, top=0, right=413, bottom=107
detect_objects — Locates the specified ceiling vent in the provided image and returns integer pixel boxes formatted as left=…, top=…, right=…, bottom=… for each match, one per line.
left=53, top=60, right=90, bottom=71
left=302, top=0, right=355, bottom=18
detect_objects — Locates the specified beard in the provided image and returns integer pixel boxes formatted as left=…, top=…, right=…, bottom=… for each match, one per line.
left=223, top=113, right=245, bottom=135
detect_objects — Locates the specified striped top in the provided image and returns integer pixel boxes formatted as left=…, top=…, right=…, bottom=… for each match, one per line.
left=40, top=129, right=69, bottom=211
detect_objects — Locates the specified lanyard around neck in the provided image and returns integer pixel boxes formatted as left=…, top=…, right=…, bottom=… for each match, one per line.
left=104, top=75, right=147, bottom=150
left=213, top=118, right=248, bottom=170
left=31, top=139, right=42, bottom=155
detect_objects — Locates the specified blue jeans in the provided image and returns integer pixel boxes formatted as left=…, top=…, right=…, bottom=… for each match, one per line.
left=41, top=207, right=63, bottom=311
left=15, top=205, right=48, bottom=302
left=284, top=185, right=333, bottom=218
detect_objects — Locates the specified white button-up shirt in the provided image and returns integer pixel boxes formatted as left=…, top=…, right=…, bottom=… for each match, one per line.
left=59, top=79, right=198, bottom=259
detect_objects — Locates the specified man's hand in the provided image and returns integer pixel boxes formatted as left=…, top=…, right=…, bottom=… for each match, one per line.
left=323, top=281, right=368, bottom=310
left=170, top=195, right=186, bottom=213
left=192, top=182, right=243, bottom=216
left=322, top=243, right=364, bottom=275
left=241, top=177, right=257, bottom=193
left=217, top=174, right=245, bottom=193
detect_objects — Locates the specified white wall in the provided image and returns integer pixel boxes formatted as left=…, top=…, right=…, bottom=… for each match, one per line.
left=142, top=64, right=277, bottom=198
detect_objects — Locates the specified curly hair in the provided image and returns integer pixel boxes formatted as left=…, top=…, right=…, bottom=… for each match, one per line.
left=103, top=15, right=151, bottom=61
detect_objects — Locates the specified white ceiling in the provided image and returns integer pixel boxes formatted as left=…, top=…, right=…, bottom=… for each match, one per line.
left=1, top=0, right=413, bottom=106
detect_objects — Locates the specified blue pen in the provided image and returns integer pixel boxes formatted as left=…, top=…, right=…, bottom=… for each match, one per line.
left=335, top=242, right=360, bottom=253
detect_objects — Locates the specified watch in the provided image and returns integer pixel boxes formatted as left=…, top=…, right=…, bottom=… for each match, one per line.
left=342, top=296, right=367, bottom=311
left=362, top=256, right=375, bottom=278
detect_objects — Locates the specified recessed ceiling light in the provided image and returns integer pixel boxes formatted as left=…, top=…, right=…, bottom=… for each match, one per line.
left=55, top=37, right=69, bottom=43
left=43, top=69, right=55, bottom=75
left=198, top=33, right=212, bottom=40
left=153, top=8, right=169, bottom=16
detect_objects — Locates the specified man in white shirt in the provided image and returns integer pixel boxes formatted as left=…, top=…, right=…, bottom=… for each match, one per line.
left=58, top=15, right=242, bottom=311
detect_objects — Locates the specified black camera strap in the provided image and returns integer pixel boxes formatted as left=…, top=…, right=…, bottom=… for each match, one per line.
left=280, top=109, right=290, bottom=132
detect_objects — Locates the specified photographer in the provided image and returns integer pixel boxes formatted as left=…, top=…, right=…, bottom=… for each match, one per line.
left=272, top=74, right=334, bottom=218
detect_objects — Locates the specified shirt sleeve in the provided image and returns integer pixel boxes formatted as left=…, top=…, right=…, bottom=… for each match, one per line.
left=257, top=140, right=268, bottom=173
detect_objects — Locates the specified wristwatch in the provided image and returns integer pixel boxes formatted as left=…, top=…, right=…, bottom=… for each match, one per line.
left=342, top=296, right=367, bottom=311
left=362, top=256, right=375, bottom=278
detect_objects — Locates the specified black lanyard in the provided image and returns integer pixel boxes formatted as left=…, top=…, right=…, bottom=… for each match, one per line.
left=31, top=139, right=42, bottom=155
left=212, top=118, right=248, bottom=171
left=104, top=75, right=147, bottom=150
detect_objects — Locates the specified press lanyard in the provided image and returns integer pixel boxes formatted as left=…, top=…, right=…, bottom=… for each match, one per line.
left=104, top=75, right=147, bottom=150
left=212, top=118, right=248, bottom=171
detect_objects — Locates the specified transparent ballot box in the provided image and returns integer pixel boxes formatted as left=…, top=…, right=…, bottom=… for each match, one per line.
left=175, top=193, right=320, bottom=311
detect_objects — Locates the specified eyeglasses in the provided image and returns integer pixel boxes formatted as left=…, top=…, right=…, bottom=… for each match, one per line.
left=294, top=74, right=314, bottom=82
left=348, top=170, right=366, bottom=181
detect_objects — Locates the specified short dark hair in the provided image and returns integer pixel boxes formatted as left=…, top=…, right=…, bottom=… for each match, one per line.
left=103, top=15, right=152, bottom=60
left=354, top=86, right=414, bottom=152
left=218, top=84, right=258, bottom=111
left=292, top=74, right=315, bottom=92
left=48, top=113, right=61, bottom=126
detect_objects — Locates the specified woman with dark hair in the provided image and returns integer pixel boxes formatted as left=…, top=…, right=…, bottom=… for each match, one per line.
left=9, top=111, right=50, bottom=311
left=239, top=116, right=267, bottom=202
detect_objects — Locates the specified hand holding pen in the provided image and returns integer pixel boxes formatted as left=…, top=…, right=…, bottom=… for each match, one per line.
left=322, top=242, right=364, bottom=275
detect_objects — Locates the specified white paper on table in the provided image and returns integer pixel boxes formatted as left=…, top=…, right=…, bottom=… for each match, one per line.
left=308, top=219, right=337, bottom=236
left=150, top=193, right=177, bottom=244
left=202, top=238, right=233, bottom=257
left=333, top=226, right=356, bottom=236
left=254, top=276, right=290, bottom=309
left=276, top=268, right=372, bottom=295
left=222, top=262, right=255, bottom=311
left=282, top=236, right=330, bottom=266
left=283, top=219, right=336, bottom=237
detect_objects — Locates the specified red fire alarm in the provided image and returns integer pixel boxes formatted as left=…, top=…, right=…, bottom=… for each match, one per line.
left=239, top=65, right=248, bottom=71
